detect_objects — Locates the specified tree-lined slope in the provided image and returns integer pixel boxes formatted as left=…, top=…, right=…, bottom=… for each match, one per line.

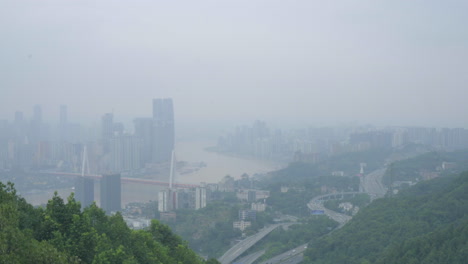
left=303, top=172, right=468, bottom=264
left=0, top=181, right=217, bottom=264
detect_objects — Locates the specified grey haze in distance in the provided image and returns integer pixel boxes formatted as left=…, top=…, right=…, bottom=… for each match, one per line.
left=1, top=0, right=468, bottom=130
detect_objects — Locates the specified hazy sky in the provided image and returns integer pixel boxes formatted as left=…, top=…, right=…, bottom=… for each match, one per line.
left=1, top=0, right=468, bottom=129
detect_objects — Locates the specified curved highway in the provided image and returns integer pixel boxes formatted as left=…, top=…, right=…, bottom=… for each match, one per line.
left=218, top=224, right=282, bottom=264
left=360, top=168, right=387, bottom=199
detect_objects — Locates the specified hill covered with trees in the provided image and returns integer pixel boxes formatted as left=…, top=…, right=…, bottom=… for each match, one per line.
left=0, top=181, right=219, bottom=264
left=303, top=172, right=468, bottom=264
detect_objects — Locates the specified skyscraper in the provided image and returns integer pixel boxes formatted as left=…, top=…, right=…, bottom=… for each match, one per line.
left=133, top=118, right=153, bottom=165
left=101, top=113, right=114, bottom=153
left=75, top=176, right=94, bottom=209
left=152, top=98, right=174, bottom=163
left=110, top=134, right=141, bottom=172
left=100, top=174, right=121, bottom=214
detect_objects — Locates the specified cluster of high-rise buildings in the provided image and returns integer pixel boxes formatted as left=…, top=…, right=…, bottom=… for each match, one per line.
left=0, top=99, right=175, bottom=175
left=0, top=104, right=86, bottom=171
left=74, top=98, right=175, bottom=213
left=100, top=98, right=175, bottom=174
left=348, top=126, right=468, bottom=151
left=216, top=122, right=468, bottom=163
left=0, top=99, right=176, bottom=214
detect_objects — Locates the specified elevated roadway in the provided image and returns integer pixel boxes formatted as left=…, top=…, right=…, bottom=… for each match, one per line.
left=218, top=224, right=283, bottom=264
left=233, top=250, right=265, bottom=264
left=258, top=243, right=308, bottom=264
left=313, top=192, right=361, bottom=201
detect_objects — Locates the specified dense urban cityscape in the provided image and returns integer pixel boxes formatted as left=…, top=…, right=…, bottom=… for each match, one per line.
left=2, top=1, right=467, bottom=263
left=1, top=98, right=468, bottom=263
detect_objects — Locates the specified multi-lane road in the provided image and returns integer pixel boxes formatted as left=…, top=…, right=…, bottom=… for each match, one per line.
left=360, top=168, right=387, bottom=199
left=221, top=167, right=390, bottom=263
left=258, top=244, right=308, bottom=264
left=218, top=224, right=282, bottom=264
left=233, top=250, right=266, bottom=264
left=307, top=195, right=352, bottom=226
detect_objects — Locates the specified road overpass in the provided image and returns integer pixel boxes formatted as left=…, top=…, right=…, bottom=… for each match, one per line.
left=308, top=192, right=357, bottom=226
left=234, top=250, right=266, bottom=264
left=313, top=191, right=361, bottom=201
left=218, top=224, right=284, bottom=264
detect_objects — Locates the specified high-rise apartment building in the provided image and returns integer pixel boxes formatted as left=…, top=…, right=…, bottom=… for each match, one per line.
left=195, top=187, right=207, bottom=209
left=110, top=135, right=141, bottom=172
left=100, top=174, right=121, bottom=214
left=101, top=113, right=114, bottom=153
left=152, top=98, right=174, bottom=163
left=75, top=176, right=94, bottom=209
left=133, top=118, right=153, bottom=165
left=158, top=189, right=177, bottom=212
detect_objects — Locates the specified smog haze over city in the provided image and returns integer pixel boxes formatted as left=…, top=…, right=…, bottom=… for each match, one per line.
left=1, top=0, right=468, bottom=130
left=1, top=1, right=468, bottom=264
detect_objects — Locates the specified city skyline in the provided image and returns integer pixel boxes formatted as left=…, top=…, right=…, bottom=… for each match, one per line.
left=1, top=1, right=468, bottom=129
left=2, top=101, right=468, bottom=131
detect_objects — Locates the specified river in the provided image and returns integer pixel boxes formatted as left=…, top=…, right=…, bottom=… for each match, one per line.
left=175, top=140, right=281, bottom=184
left=21, top=140, right=282, bottom=207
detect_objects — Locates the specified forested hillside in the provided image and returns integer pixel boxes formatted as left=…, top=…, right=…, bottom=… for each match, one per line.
left=303, top=172, right=468, bottom=264
left=0, top=181, right=219, bottom=264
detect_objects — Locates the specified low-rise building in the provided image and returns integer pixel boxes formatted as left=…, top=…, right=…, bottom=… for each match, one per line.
left=251, top=202, right=266, bottom=212
left=233, top=220, right=251, bottom=231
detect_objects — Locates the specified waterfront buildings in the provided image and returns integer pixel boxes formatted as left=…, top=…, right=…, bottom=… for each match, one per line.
left=158, top=189, right=177, bottom=212
left=100, top=174, right=121, bottom=214
left=75, top=176, right=94, bottom=209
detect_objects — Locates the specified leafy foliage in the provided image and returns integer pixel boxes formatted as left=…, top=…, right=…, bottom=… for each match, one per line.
left=167, top=201, right=243, bottom=258
left=303, top=172, right=468, bottom=264
left=383, top=150, right=468, bottom=185
left=263, top=162, right=360, bottom=216
left=0, top=181, right=218, bottom=264
left=323, top=193, right=370, bottom=215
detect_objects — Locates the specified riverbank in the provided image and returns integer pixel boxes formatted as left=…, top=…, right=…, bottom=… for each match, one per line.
left=20, top=140, right=283, bottom=207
